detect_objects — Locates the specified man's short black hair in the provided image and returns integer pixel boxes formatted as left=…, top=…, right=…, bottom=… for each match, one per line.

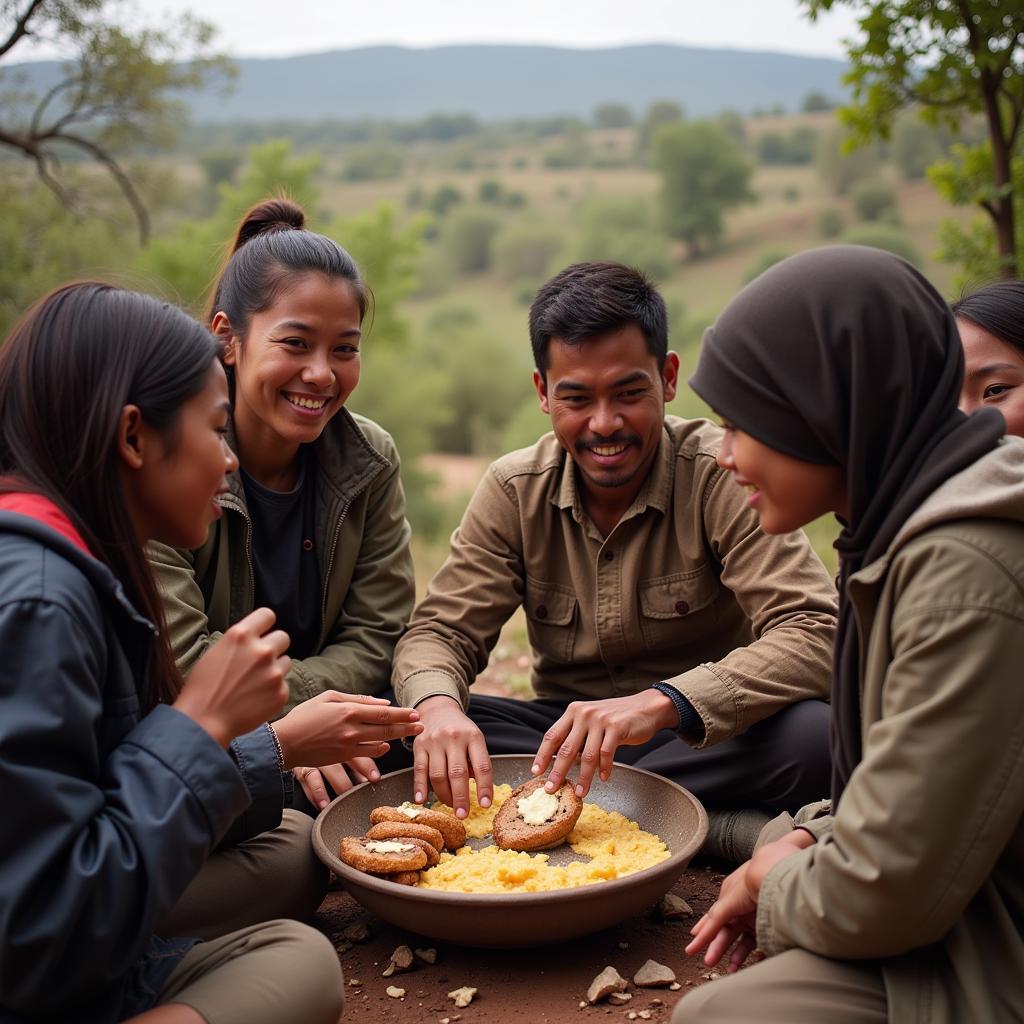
left=529, top=261, right=669, bottom=378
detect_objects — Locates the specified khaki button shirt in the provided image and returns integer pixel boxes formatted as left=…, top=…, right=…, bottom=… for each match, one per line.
left=393, top=417, right=836, bottom=746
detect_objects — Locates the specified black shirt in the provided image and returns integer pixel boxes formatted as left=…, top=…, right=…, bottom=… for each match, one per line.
left=240, top=447, right=322, bottom=660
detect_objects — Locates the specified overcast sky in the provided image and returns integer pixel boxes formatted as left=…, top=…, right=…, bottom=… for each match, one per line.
left=22, top=0, right=864, bottom=61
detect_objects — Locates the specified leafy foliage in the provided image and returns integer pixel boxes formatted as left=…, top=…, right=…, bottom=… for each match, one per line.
left=0, top=0, right=232, bottom=241
left=653, top=120, right=754, bottom=258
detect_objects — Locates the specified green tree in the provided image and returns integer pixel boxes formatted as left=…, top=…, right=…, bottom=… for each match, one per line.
left=653, top=120, right=754, bottom=258
left=439, top=208, right=500, bottom=275
left=841, top=223, right=921, bottom=264
left=816, top=123, right=880, bottom=194
left=850, top=177, right=899, bottom=221
left=802, top=0, right=1024, bottom=277
left=0, top=0, right=232, bottom=242
left=802, top=89, right=836, bottom=112
left=566, top=196, right=673, bottom=279
left=636, top=99, right=684, bottom=160
left=593, top=102, right=633, bottom=129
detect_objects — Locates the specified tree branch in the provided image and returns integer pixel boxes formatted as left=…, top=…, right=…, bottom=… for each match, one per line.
left=0, top=0, right=47, bottom=60
left=58, top=131, right=150, bottom=243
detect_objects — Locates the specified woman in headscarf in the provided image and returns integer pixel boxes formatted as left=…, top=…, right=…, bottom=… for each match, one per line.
left=675, top=246, right=1024, bottom=1023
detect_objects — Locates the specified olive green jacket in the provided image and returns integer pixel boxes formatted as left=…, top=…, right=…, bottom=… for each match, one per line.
left=757, top=439, right=1024, bottom=1023
left=394, top=417, right=837, bottom=745
left=149, top=409, right=414, bottom=712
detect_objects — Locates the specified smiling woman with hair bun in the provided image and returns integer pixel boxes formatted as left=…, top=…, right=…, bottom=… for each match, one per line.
left=149, top=196, right=417, bottom=812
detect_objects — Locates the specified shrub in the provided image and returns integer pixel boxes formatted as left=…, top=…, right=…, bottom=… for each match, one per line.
left=818, top=207, right=845, bottom=238
left=493, top=223, right=564, bottom=281
left=439, top=208, right=501, bottom=274
left=841, top=224, right=921, bottom=265
left=851, top=178, right=899, bottom=222
left=427, top=184, right=463, bottom=217
left=341, top=143, right=404, bottom=181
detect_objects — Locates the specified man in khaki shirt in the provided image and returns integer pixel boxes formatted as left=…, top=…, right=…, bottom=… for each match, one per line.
left=393, top=263, right=836, bottom=848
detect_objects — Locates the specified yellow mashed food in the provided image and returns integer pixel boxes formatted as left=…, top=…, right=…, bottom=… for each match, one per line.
left=424, top=782, right=669, bottom=893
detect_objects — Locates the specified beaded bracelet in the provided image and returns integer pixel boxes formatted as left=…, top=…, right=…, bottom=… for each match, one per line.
left=266, top=722, right=286, bottom=773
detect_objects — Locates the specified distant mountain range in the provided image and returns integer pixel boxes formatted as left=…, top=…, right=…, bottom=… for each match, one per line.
left=12, top=43, right=848, bottom=123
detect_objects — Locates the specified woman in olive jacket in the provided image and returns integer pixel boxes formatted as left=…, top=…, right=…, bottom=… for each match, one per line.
left=149, top=197, right=416, bottom=810
left=678, top=246, right=1024, bottom=1023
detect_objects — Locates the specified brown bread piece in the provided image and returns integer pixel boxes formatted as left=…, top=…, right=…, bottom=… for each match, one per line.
left=491, top=777, right=583, bottom=851
left=339, top=836, right=427, bottom=874
left=370, top=870, right=422, bottom=887
left=370, top=806, right=467, bottom=850
left=366, top=820, right=445, bottom=852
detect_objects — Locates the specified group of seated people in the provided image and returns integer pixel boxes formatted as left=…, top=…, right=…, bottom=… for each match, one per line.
left=0, top=195, right=1021, bottom=1024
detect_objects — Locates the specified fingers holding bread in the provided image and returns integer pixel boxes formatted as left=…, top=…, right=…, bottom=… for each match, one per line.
left=492, top=777, right=583, bottom=852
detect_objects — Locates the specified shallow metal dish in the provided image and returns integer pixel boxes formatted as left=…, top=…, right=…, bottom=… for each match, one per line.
left=312, top=754, right=707, bottom=947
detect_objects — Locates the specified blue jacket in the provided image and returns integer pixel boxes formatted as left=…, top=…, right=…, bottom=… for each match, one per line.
left=0, top=507, right=286, bottom=1022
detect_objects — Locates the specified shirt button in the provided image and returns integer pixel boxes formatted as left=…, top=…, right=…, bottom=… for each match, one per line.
left=536, top=604, right=548, bottom=620
left=603, top=550, right=614, bottom=562
left=674, top=600, right=690, bottom=615
left=302, top=538, right=314, bottom=552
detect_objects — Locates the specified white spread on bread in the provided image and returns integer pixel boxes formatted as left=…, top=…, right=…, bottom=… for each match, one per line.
left=516, top=787, right=559, bottom=825
left=364, top=840, right=416, bottom=854
left=397, top=802, right=422, bottom=819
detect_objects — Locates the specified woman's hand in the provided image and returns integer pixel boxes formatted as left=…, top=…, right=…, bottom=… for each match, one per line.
left=686, top=829, right=816, bottom=972
left=294, top=758, right=381, bottom=810
left=272, top=691, right=422, bottom=770
left=174, top=608, right=290, bottom=746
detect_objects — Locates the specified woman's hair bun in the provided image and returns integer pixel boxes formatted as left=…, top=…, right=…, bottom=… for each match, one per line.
left=233, top=197, right=306, bottom=253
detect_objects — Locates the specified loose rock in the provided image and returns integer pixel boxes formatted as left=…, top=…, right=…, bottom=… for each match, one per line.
left=386, top=986, right=406, bottom=999
left=382, top=963, right=396, bottom=978
left=586, top=966, right=628, bottom=1004
left=658, top=893, right=694, bottom=920
left=416, top=947, right=439, bottom=965
left=617, top=941, right=629, bottom=950
left=633, top=960, right=676, bottom=988
left=448, top=987, right=478, bottom=1008
left=342, top=920, right=372, bottom=943
left=608, top=992, right=633, bottom=1005
left=391, top=945, right=415, bottom=971
left=638, top=1013, right=653, bottom=1020
left=348, top=978, right=362, bottom=987
left=669, top=983, right=682, bottom=991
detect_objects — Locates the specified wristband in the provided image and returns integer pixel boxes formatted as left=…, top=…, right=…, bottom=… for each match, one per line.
left=266, top=722, right=286, bottom=773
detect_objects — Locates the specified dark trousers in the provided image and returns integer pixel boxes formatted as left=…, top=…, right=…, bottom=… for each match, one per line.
left=466, top=695, right=831, bottom=814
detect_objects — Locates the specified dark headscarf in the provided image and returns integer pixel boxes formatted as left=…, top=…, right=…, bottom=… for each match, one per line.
left=690, top=246, right=1004, bottom=803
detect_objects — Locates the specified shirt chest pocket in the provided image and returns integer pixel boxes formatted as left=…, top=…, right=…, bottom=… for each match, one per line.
left=524, top=577, right=578, bottom=663
left=638, top=567, right=719, bottom=650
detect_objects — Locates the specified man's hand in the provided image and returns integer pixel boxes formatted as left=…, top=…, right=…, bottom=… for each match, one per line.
left=686, top=829, right=816, bottom=972
left=531, top=689, right=679, bottom=797
left=412, top=695, right=493, bottom=819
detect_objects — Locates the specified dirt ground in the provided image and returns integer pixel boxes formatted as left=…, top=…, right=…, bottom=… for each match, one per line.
left=314, top=865, right=728, bottom=1023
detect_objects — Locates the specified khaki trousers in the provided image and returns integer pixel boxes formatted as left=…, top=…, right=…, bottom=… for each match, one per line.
left=152, top=809, right=343, bottom=1024
left=671, top=949, right=887, bottom=1023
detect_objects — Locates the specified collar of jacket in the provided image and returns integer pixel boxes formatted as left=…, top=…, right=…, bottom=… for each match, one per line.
left=0, top=508, right=156, bottom=633
left=217, top=406, right=391, bottom=515
left=552, top=423, right=675, bottom=521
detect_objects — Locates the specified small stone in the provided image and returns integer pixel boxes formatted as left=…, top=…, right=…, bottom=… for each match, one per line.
left=608, top=992, right=633, bottom=1005
left=342, top=920, right=372, bottom=943
left=448, top=987, right=477, bottom=1008
left=650, top=999, right=663, bottom=1006
left=348, top=978, right=362, bottom=987
left=382, top=963, right=396, bottom=978
left=579, top=1001, right=588, bottom=1009
left=638, top=1013, right=653, bottom=1020
left=336, top=940, right=352, bottom=954
left=669, top=983, right=682, bottom=991
left=386, top=986, right=406, bottom=999
left=416, top=947, right=439, bottom=965
left=658, top=893, right=694, bottom=920
left=633, top=960, right=676, bottom=988
left=391, top=945, right=415, bottom=971
left=617, top=941, right=629, bottom=950
left=627, top=1014, right=638, bottom=1021
left=440, top=1019, right=450, bottom=1024
left=586, top=966, right=628, bottom=1004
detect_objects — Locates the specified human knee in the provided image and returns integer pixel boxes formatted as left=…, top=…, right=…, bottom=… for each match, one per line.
left=266, top=920, right=344, bottom=1024
left=758, top=699, right=831, bottom=810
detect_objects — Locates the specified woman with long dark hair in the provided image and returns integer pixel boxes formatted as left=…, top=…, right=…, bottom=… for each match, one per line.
left=954, top=279, right=1024, bottom=437
left=0, top=282, right=420, bottom=1023
left=676, top=247, right=1024, bottom=1022
left=150, top=197, right=416, bottom=810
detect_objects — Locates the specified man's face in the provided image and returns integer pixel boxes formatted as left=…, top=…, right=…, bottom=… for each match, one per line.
left=534, top=324, right=679, bottom=504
